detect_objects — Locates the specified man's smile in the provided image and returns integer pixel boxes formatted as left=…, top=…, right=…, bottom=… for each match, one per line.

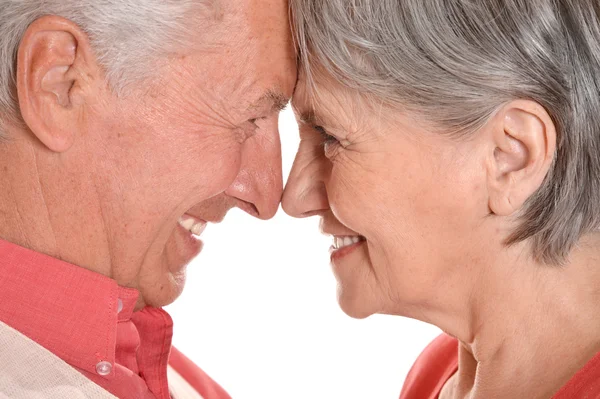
left=178, top=214, right=208, bottom=238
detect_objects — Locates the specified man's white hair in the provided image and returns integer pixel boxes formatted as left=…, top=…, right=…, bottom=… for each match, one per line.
left=0, top=0, right=210, bottom=131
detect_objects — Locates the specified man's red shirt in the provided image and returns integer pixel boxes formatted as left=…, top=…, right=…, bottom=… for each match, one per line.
left=0, top=239, right=230, bottom=399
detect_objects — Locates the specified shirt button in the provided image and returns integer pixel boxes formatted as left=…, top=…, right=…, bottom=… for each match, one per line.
left=117, top=299, right=123, bottom=314
left=96, top=361, right=113, bottom=376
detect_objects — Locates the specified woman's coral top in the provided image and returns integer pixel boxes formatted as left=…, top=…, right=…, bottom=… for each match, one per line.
left=400, top=334, right=600, bottom=399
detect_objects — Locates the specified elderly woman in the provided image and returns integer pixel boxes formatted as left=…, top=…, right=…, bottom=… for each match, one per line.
left=283, top=1, right=600, bottom=398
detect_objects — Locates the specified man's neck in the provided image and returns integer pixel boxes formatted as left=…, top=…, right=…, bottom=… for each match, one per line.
left=442, top=235, right=600, bottom=398
left=0, top=127, right=112, bottom=276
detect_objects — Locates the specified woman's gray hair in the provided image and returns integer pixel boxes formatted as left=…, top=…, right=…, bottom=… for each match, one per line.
left=291, top=0, right=600, bottom=264
left=0, top=0, right=212, bottom=132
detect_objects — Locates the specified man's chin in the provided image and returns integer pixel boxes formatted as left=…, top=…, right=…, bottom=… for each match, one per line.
left=133, top=220, right=206, bottom=310
left=137, top=271, right=187, bottom=310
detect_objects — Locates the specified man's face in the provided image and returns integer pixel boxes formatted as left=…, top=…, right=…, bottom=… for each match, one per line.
left=80, top=0, right=296, bottom=308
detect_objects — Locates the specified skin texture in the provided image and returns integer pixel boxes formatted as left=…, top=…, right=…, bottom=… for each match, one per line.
left=282, top=73, right=600, bottom=398
left=0, top=0, right=296, bottom=309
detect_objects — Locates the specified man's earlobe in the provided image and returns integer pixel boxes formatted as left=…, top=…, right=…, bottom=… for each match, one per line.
left=486, top=101, right=557, bottom=216
left=17, top=16, right=92, bottom=153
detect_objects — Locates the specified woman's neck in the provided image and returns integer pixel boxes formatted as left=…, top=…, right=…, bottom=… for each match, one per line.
left=440, top=234, right=600, bottom=398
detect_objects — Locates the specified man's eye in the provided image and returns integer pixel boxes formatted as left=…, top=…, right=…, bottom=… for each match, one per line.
left=235, top=117, right=265, bottom=143
left=248, top=117, right=267, bottom=130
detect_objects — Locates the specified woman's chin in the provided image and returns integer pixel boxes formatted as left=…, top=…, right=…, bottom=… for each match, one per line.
left=336, top=286, right=378, bottom=319
left=331, top=244, right=380, bottom=318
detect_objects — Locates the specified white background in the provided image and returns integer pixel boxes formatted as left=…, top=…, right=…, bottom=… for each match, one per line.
left=165, top=108, right=441, bottom=399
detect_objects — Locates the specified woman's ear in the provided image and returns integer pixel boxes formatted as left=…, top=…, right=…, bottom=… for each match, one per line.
left=17, top=15, right=97, bottom=153
left=486, top=100, right=557, bottom=216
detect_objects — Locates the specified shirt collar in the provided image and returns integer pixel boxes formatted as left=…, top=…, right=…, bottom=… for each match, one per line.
left=0, top=238, right=139, bottom=377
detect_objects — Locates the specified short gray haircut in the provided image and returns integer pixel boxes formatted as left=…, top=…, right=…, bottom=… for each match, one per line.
left=291, top=0, right=600, bottom=264
left=0, top=0, right=212, bottom=132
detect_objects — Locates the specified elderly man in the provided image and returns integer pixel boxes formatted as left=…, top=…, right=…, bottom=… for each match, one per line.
left=0, top=0, right=296, bottom=398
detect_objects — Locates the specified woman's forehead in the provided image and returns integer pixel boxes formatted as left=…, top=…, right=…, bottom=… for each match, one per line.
left=292, top=71, right=365, bottom=125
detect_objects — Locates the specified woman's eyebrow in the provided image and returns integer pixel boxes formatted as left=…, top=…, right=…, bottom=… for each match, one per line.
left=298, top=109, right=331, bottom=127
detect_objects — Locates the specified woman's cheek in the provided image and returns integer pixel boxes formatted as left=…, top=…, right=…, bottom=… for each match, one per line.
left=328, top=164, right=370, bottom=230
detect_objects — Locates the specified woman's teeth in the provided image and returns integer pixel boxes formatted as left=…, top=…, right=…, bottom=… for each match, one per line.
left=333, top=236, right=365, bottom=250
left=178, top=216, right=207, bottom=237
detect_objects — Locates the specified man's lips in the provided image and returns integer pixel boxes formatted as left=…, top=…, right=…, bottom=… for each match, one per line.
left=178, top=214, right=208, bottom=238
left=168, top=213, right=208, bottom=274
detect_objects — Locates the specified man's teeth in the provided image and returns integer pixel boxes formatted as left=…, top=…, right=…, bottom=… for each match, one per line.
left=191, top=222, right=207, bottom=236
left=178, top=216, right=207, bottom=237
left=333, top=236, right=365, bottom=250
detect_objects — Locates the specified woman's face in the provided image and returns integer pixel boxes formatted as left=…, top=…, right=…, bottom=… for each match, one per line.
left=283, top=75, right=504, bottom=319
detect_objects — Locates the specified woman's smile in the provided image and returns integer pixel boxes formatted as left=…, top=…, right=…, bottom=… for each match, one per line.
left=283, top=1, right=600, bottom=397
left=329, top=235, right=366, bottom=261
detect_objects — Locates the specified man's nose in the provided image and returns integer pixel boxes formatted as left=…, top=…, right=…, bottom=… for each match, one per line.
left=225, top=121, right=283, bottom=220
left=282, top=140, right=330, bottom=218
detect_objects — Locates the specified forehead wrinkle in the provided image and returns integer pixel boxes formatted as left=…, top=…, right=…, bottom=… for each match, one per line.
left=295, top=76, right=376, bottom=139
left=293, top=81, right=346, bottom=128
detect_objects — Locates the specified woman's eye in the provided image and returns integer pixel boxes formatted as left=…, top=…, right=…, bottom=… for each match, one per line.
left=314, top=125, right=338, bottom=146
left=313, top=125, right=341, bottom=158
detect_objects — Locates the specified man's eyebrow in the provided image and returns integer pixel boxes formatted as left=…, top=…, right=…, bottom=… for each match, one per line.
left=248, top=90, right=290, bottom=113
left=268, top=90, right=290, bottom=112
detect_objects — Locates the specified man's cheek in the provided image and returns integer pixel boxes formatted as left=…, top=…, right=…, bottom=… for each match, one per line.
left=198, top=151, right=243, bottom=193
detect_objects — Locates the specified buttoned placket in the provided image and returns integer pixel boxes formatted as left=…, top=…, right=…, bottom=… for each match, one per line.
left=95, top=298, right=124, bottom=377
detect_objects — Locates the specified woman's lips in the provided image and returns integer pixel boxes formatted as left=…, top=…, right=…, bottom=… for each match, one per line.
left=330, top=235, right=366, bottom=261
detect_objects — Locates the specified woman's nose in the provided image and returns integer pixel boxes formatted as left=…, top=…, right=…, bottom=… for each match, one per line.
left=282, top=179, right=329, bottom=218
left=282, top=141, right=330, bottom=218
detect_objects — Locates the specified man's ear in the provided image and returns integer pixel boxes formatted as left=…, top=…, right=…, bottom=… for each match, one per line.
left=17, top=15, right=96, bottom=153
left=486, top=100, right=557, bottom=216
